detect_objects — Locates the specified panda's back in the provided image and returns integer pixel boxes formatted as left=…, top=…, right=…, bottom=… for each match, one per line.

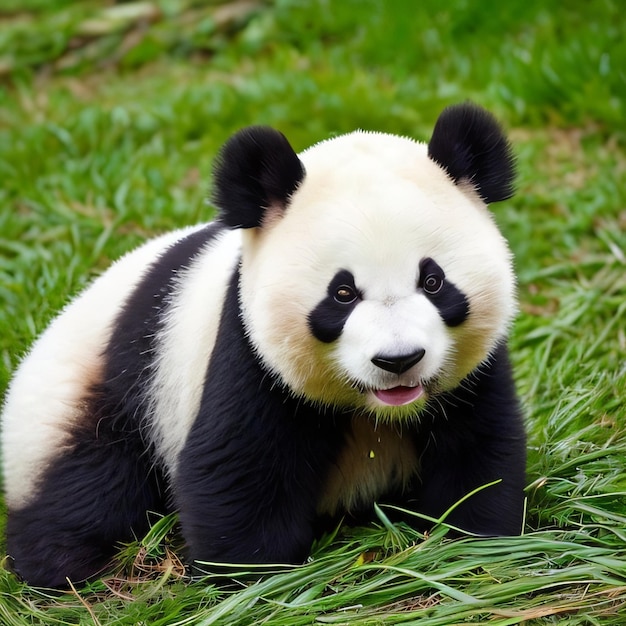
left=1, top=222, right=240, bottom=510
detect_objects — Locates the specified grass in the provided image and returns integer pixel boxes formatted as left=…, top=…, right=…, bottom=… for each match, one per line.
left=0, top=0, right=625, bottom=623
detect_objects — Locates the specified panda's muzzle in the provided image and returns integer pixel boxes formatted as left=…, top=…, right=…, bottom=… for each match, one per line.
left=371, top=349, right=425, bottom=375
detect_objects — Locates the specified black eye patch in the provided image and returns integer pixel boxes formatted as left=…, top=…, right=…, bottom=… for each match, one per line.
left=309, top=270, right=361, bottom=343
left=418, top=257, right=469, bottom=327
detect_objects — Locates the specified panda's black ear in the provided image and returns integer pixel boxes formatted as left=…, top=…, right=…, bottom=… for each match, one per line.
left=212, top=126, right=305, bottom=228
left=428, top=103, right=516, bottom=203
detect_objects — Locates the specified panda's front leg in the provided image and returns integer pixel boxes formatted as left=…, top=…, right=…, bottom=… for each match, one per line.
left=174, top=386, right=337, bottom=568
left=172, top=272, right=341, bottom=563
left=173, top=272, right=340, bottom=568
left=413, top=344, right=527, bottom=536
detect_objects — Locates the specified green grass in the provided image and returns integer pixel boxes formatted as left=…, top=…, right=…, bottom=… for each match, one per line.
left=1, top=0, right=625, bottom=623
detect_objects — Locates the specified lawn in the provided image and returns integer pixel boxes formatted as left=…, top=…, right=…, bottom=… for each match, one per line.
left=0, top=0, right=625, bottom=624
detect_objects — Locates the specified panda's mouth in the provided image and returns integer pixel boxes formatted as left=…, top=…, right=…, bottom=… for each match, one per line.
left=373, top=384, right=425, bottom=407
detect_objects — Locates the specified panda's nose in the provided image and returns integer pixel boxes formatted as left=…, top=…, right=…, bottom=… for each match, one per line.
left=371, top=349, right=426, bottom=375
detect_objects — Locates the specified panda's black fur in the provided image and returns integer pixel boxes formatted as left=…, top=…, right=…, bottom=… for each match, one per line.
left=2, top=103, right=526, bottom=588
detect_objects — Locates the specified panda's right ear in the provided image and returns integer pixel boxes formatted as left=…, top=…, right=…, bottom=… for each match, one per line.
left=212, top=126, right=305, bottom=229
left=428, top=103, right=516, bottom=204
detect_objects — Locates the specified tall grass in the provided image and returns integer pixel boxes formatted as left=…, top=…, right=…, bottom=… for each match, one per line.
left=1, top=0, right=624, bottom=623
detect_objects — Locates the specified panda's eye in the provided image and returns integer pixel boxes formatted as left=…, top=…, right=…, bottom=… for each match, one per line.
left=423, top=274, right=444, bottom=295
left=334, top=285, right=358, bottom=304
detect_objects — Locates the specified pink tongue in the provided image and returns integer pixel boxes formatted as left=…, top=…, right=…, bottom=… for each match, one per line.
left=374, top=385, right=424, bottom=406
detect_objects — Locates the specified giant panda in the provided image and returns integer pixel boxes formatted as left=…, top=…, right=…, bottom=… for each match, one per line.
left=1, top=103, right=526, bottom=588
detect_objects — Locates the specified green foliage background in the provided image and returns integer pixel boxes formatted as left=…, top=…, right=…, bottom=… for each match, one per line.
left=0, top=0, right=624, bottom=623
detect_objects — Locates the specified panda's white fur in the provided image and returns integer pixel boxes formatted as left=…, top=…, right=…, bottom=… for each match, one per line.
left=146, top=229, right=241, bottom=473
left=2, top=103, right=526, bottom=588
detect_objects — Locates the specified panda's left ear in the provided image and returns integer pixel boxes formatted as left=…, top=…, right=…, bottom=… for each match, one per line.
left=428, top=103, right=516, bottom=203
left=212, top=126, right=305, bottom=228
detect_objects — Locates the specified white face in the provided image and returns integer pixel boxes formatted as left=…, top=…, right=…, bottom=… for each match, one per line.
left=239, top=131, right=516, bottom=419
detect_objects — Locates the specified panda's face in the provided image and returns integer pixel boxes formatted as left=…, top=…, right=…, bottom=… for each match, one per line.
left=238, top=131, right=516, bottom=419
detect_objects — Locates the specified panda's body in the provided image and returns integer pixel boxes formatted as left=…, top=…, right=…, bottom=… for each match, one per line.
left=2, top=104, right=526, bottom=588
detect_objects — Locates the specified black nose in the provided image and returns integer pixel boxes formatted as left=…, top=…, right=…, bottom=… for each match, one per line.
left=371, top=349, right=426, bottom=375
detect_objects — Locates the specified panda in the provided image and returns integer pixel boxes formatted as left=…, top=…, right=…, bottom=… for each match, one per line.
left=1, top=103, right=526, bottom=588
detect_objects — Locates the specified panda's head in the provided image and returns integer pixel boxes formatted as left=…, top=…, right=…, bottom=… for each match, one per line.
left=213, top=103, right=517, bottom=420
